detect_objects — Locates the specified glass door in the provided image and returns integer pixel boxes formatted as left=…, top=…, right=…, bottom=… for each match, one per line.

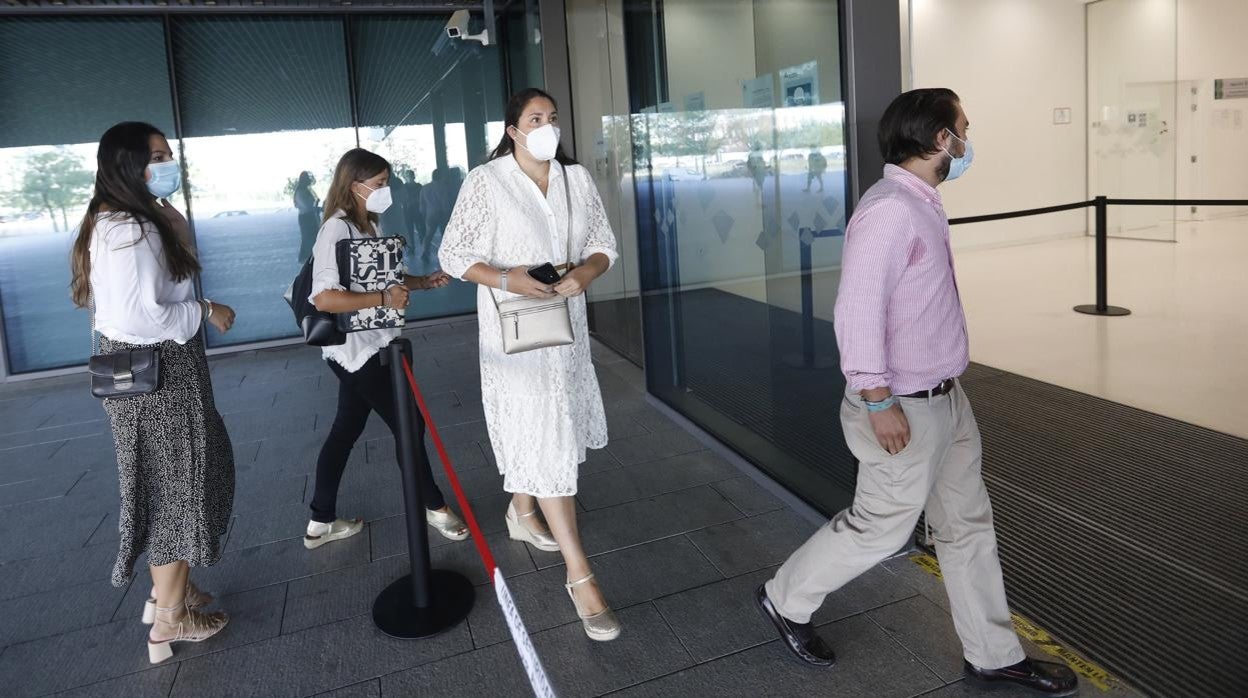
left=1087, top=0, right=1179, bottom=241
left=574, top=0, right=854, bottom=513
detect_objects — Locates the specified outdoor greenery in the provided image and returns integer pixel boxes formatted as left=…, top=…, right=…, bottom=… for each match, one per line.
left=2, top=149, right=94, bottom=232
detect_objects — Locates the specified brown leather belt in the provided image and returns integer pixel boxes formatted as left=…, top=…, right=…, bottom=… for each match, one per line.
left=898, top=378, right=956, bottom=399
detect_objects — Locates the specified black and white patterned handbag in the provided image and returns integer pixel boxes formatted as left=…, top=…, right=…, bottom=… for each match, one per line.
left=334, top=233, right=408, bottom=333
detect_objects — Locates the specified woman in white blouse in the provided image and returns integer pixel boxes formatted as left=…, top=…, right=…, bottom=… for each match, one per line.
left=304, top=148, right=470, bottom=549
left=70, top=122, right=237, bottom=663
left=439, top=89, right=621, bottom=641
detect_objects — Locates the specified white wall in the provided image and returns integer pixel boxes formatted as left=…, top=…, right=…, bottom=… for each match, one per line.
left=910, top=0, right=1088, bottom=249
left=1178, top=0, right=1248, bottom=214
left=664, top=0, right=757, bottom=109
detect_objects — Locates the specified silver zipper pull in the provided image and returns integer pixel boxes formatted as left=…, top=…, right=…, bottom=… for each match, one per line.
left=513, top=316, right=519, bottom=340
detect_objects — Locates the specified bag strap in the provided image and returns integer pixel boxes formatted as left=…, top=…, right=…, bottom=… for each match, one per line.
left=489, top=163, right=575, bottom=311
left=88, top=287, right=99, bottom=357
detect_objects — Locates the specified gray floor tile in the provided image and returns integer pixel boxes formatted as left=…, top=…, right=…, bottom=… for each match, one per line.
left=232, top=473, right=307, bottom=515
left=577, top=450, right=739, bottom=510
left=868, top=594, right=966, bottom=683
left=281, top=555, right=412, bottom=635
left=464, top=567, right=582, bottom=648
left=434, top=420, right=491, bottom=447
left=114, top=534, right=370, bottom=622
left=605, top=411, right=653, bottom=440
left=0, top=471, right=83, bottom=508
left=531, top=602, right=694, bottom=696
left=574, top=485, right=743, bottom=557
left=379, top=638, right=525, bottom=697
left=710, top=476, right=787, bottom=516
left=226, top=502, right=315, bottom=552
left=313, top=678, right=381, bottom=698
left=606, top=429, right=706, bottom=466
left=0, top=422, right=109, bottom=451
left=169, top=614, right=471, bottom=698
left=0, top=578, right=129, bottom=647
left=650, top=563, right=914, bottom=665
left=247, top=432, right=366, bottom=480
left=0, top=584, right=285, bottom=697
left=429, top=532, right=536, bottom=586
left=883, top=555, right=953, bottom=613
left=44, top=434, right=118, bottom=473
left=582, top=535, right=724, bottom=608
left=54, top=665, right=179, bottom=698
left=686, top=508, right=819, bottom=577
left=0, top=497, right=107, bottom=563
left=223, top=407, right=319, bottom=445
left=919, top=678, right=1073, bottom=698
left=613, top=614, right=943, bottom=698
left=0, top=441, right=64, bottom=486
left=0, top=543, right=118, bottom=602
left=0, top=396, right=52, bottom=435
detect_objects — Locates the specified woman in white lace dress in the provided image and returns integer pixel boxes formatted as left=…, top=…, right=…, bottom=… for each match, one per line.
left=439, top=89, right=621, bottom=641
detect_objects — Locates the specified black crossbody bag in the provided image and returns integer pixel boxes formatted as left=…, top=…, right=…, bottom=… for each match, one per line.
left=87, top=290, right=162, bottom=399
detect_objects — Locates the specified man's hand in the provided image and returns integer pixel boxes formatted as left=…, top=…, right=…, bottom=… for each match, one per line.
left=868, top=403, right=910, bottom=455
left=862, top=388, right=909, bottom=455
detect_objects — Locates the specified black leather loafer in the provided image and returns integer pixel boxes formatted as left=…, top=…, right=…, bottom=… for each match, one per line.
left=754, top=585, right=836, bottom=667
left=965, top=658, right=1078, bottom=695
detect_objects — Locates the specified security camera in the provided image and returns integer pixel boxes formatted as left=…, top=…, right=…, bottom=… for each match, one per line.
left=445, top=10, right=468, bottom=39
left=445, top=9, right=490, bottom=46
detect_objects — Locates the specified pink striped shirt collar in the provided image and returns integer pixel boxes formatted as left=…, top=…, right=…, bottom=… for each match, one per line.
left=883, top=163, right=942, bottom=208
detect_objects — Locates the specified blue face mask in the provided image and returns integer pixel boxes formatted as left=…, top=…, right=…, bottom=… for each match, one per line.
left=941, top=129, right=974, bottom=181
left=146, top=160, right=182, bottom=199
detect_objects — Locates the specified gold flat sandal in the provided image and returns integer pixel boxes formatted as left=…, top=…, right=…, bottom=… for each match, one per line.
left=566, top=572, right=621, bottom=642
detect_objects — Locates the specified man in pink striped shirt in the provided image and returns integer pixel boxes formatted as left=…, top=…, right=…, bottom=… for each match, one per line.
left=756, top=89, right=1077, bottom=696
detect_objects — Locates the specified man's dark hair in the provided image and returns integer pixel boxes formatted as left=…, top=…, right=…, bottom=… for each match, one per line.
left=877, top=88, right=961, bottom=165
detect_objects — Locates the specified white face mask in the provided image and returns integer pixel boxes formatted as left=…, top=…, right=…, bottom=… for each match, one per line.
left=356, top=182, right=393, bottom=214
left=515, top=123, right=561, bottom=161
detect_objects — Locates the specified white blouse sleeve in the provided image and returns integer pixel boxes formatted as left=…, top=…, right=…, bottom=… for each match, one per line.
left=101, top=220, right=203, bottom=340
left=573, top=166, right=619, bottom=268
left=309, top=216, right=351, bottom=302
left=438, top=169, right=495, bottom=279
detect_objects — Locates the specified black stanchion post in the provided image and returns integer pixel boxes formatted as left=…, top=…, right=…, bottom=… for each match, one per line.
left=1074, top=195, right=1131, bottom=317
left=372, top=339, right=474, bottom=639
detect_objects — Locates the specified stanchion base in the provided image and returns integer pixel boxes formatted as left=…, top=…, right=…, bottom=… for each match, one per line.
left=1073, top=304, right=1131, bottom=317
left=781, top=353, right=838, bottom=370
left=372, top=570, right=475, bottom=639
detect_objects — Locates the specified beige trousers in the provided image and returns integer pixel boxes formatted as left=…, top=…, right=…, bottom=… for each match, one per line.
left=765, top=381, right=1026, bottom=669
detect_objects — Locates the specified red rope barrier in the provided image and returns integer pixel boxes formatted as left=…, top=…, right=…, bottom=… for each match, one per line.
left=400, top=355, right=498, bottom=579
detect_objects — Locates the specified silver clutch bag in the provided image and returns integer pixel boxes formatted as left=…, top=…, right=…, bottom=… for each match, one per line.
left=491, top=171, right=576, bottom=355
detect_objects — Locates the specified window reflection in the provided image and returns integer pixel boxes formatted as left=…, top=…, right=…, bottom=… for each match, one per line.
left=186, top=128, right=358, bottom=347
left=0, top=143, right=104, bottom=372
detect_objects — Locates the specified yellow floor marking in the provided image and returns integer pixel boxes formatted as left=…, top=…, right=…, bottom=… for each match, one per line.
left=908, top=553, right=1117, bottom=692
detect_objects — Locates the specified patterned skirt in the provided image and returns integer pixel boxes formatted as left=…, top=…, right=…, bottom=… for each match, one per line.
left=99, top=333, right=235, bottom=587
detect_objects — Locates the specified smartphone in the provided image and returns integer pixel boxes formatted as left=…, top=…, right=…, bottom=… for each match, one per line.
left=527, top=263, right=562, bottom=285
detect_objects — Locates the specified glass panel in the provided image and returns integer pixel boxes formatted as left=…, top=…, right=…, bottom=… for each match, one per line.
left=171, top=16, right=357, bottom=348
left=621, top=0, right=854, bottom=513
left=1088, top=0, right=1179, bottom=241
left=353, top=14, right=510, bottom=319
left=568, top=0, right=645, bottom=364
left=0, top=17, right=176, bottom=373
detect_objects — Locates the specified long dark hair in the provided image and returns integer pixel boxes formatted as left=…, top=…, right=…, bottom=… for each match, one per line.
left=322, top=148, right=390, bottom=236
left=70, top=122, right=200, bottom=308
left=877, top=88, right=961, bottom=165
left=488, top=88, right=577, bottom=166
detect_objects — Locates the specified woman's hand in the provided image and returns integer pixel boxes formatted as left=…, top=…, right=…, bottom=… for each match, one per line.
left=553, top=266, right=597, bottom=297
left=505, top=268, right=557, bottom=299
left=411, top=271, right=452, bottom=290
left=206, top=302, right=235, bottom=334
left=383, top=284, right=410, bottom=310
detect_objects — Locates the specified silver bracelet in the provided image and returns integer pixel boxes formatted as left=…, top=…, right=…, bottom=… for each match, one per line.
left=203, top=299, right=214, bottom=320
left=500, top=269, right=508, bottom=294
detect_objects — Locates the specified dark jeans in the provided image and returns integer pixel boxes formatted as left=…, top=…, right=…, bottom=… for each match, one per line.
left=309, top=353, right=446, bottom=523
